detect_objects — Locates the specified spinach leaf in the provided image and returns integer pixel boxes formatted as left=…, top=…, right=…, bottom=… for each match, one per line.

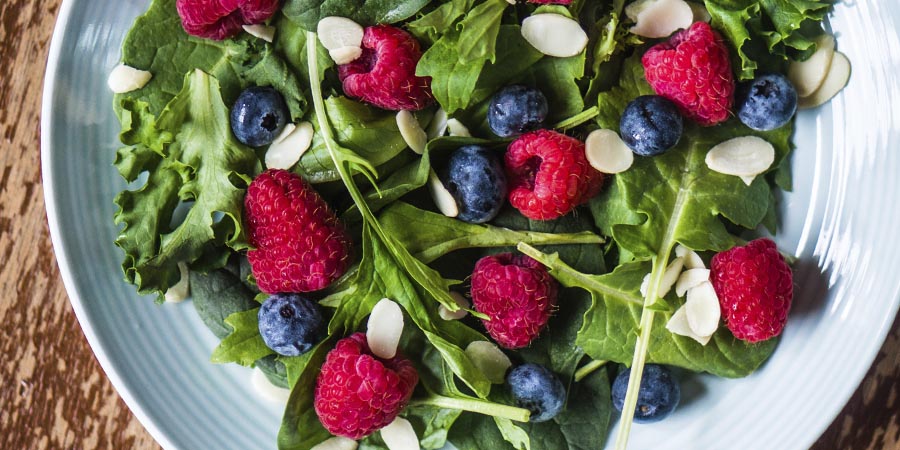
left=189, top=263, right=257, bottom=339
left=114, top=71, right=260, bottom=300
left=283, top=0, right=432, bottom=30
left=210, top=308, right=274, bottom=365
left=407, top=0, right=477, bottom=44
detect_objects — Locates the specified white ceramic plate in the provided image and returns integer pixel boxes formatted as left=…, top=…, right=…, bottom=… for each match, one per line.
left=42, top=1, right=900, bottom=449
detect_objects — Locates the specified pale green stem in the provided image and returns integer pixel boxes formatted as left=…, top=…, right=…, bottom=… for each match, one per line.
left=574, top=359, right=608, bottom=382
left=554, top=106, right=600, bottom=130
left=409, top=394, right=531, bottom=423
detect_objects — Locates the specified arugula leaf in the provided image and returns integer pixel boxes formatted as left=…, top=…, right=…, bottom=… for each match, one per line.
left=210, top=308, right=274, bottom=365
left=282, top=0, right=432, bottom=30
left=114, top=70, right=261, bottom=300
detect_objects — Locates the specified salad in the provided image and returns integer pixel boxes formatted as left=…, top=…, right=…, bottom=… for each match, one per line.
left=108, top=0, right=850, bottom=449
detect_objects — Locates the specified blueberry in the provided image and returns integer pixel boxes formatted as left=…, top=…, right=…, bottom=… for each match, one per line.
left=736, top=73, right=798, bottom=131
left=611, top=364, right=681, bottom=423
left=440, top=145, right=507, bottom=223
left=230, top=86, right=289, bottom=147
left=488, top=85, right=549, bottom=137
left=619, top=95, right=683, bottom=156
left=258, top=293, right=324, bottom=356
left=506, top=363, right=566, bottom=422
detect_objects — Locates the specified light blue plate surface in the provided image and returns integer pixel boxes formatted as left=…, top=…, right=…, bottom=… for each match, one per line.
left=41, top=1, right=900, bottom=449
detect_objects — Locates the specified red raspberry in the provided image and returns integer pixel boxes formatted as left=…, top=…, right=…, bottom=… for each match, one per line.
left=470, top=253, right=559, bottom=349
left=176, top=0, right=279, bottom=40
left=642, top=22, right=735, bottom=126
left=244, top=169, right=352, bottom=293
left=314, top=333, right=419, bottom=439
left=710, top=239, right=794, bottom=343
left=504, top=130, right=604, bottom=220
left=338, top=25, right=434, bottom=111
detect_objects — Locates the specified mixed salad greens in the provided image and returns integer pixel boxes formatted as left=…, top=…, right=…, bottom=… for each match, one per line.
left=111, top=0, right=840, bottom=448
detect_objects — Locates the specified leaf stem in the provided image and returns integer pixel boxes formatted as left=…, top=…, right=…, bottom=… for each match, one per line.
left=574, top=359, right=608, bottom=382
left=554, top=106, right=600, bottom=130
left=409, top=394, right=531, bottom=423
left=415, top=230, right=604, bottom=264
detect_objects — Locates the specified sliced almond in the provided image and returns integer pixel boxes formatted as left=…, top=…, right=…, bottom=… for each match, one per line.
left=447, top=119, right=471, bottom=137
left=585, top=129, right=634, bottom=174
left=675, top=268, right=710, bottom=297
left=688, top=2, right=711, bottom=22
left=380, top=417, right=420, bottom=450
left=329, top=46, right=363, bottom=65
left=250, top=368, right=291, bottom=404
left=428, top=170, right=459, bottom=218
left=626, top=0, right=694, bottom=39
left=438, top=292, right=469, bottom=321
left=799, top=52, right=851, bottom=109
left=426, top=108, right=449, bottom=140
left=639, top=257, right=683, bottom=299
left=640, top=273, right=651, bottom=297
left=311, top=437, right=358, bottom=450
left=317, top=17, right=364, bottom=51
left=396, top=110, right=428, bottom=155
left=705, top=136, right=775, bottom=186
left=685, top=281, right=720, bottom=337
left=666, top=306, right=712, bottom=345
left=675, top=244, right=705, bottom=269
left=108, top=64, right=152, bottom=94
left=366, top=298, right=404, bottom=359
left=521, top=13, right=589, bottom=58
left=164, top=262, right=190, bottom=303
left=243, top=24, right=276, bottom=42
left=788, top=34, right=836, bottom=98
left=465, top=341, right=512, bottom=384
left=266, top=122, right=314, bottom=170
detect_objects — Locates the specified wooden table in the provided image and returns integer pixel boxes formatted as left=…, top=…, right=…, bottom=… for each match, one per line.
left=1, top=1, right=897, bottom=449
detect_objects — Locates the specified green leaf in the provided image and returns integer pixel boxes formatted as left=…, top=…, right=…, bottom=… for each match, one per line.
left=282, top=0, right=432, bottom=30
left=114, top=70, right=261, bottom=299
left=522, top=52, right=586, bottom=122
left=277, top=341, right=333, bottom=450
left=210, top=308, right=274, bottom=365
left=456, top=0, right=510, bottom=64
left=407, top=0, right=478, bottom=44
left=189, top=261, right=258, bottom=339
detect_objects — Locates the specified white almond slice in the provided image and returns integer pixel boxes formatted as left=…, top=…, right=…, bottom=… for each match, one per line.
left=251, top=368, right=291, bottom=404
left=666, top=306, right=713, bottom=345
left=243, top=24, right=276, bottom=42
left=396, top=110, right=428, bottom=155
left=688, top=2, right=711, bottom=22
left=447, top=119, right=471, bottom=137
left=788, top=34, right=836, bottom=97
left=439, top=292, right=470, bottom=321
left=685, top=281, right=721, bottom=337
left=311, top=437, right=359, bottom=450
left=317, top=17, right=364, bottom=50
left=107, top=64, right=152, bottom=94
left=658, top=257, right=684, bottom=298
left=428, top=170, right=459, bottom=218
left=427, top=108, right=449, bottom=140
left=705, top=136, right=775, bottom=185
left=675, top=268, right=710, bottom=297
left=585, top=129, right=634, bottom=174
left=465, top=341, right=512, bottom=384
left=640, top=273, right=651, bottom=297
left=674, top=245, right=706, bottom=269
left=164, top=262, right=190, bottom=303
left=266, top=122, right=314, bottom=170
left=329, top=46, right=363, bottom=65
left=380, top=417, right=420, bottom=450
left=366, top=298, right=404, bottom=359
left=799, top=52, right=851, bottom=109
left=627, top=0, right=694, bottom=39
left=521, top=13, right=589, bottom=58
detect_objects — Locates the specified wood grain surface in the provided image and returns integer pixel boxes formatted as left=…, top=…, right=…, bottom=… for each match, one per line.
left=0, top=1, right=897, bottom=449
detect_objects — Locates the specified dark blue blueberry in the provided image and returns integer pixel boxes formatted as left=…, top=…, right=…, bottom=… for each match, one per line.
left=440, top=145, right=507, bottom=223
left=230, top=86, right=289, bottom=147
left=619, top=95, right=683, bottom=156
left=611, top=364, right=681, bottom=423
left=506, top=363, right=566, bottom=423
left=736, top=73, right=798, bottom=131
left=258, top=293, right=324, bottom=357
left=488, top=85, right=549, bottom=137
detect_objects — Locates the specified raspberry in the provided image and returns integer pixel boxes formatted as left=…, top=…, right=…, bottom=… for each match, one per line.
left=470, top=253, right=558, bottom=349
left=244, top=169, right=351, bottom=293
left=710, top=238, right=793, bottom=343
left=314, top=333, right=419, bottom=439
left=338, top=25, right=434, bottom=111
left=176, top=0, right=280, bottom=40
left=642, top=22, right=735, bottom=126
left=505, top=130, right=604, bottom=220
